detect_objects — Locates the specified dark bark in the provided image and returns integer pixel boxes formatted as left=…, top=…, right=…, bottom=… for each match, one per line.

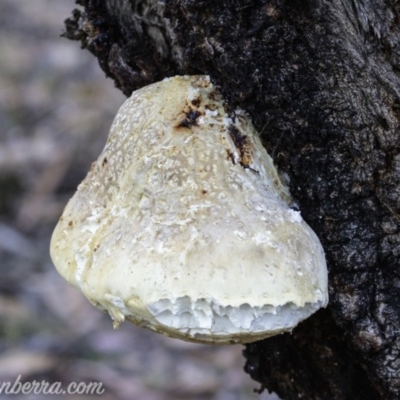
left=63, top=1, right=400, bottom=398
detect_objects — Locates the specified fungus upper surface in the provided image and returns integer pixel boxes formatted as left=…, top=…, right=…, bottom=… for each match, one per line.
left=50, top=75, right=328, bottom=344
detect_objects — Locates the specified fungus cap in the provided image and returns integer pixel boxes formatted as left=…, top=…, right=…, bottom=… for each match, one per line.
left=50, top=75, right=328, bottom=344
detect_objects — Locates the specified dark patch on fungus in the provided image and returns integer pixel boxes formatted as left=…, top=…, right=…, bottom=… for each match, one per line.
left=207, top=90, right=219, bottom=101
left=178, top=110, right=201, bottom=128
left=227, top=149, right=236, bottom=164
left=102, top=157, right=108, bottom=167
left=228, top=125, right=253, bottom=168
left=191, top=98, right=201, bottom=107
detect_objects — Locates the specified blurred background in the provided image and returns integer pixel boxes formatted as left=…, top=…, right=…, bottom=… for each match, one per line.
left=0, top=1, right=279, bottom=399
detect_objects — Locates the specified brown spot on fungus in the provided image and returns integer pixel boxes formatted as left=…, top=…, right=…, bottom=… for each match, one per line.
left=227, top=149, right=236, bottom=164
left=191, top=98, right=201, bottom=107
left=178, top=109, right=201, bottom=128
left=228, top=125, right=257, bottom=171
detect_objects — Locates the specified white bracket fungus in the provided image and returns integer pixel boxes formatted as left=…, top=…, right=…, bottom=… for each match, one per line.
left=50, top=75, right=328, bottom=344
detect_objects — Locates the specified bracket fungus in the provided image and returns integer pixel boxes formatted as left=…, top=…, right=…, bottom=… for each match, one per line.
left=50, top=75, right=328, bottom=344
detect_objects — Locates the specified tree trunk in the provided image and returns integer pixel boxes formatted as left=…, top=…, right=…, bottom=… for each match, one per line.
left=63, top=1, right=400, bottom=398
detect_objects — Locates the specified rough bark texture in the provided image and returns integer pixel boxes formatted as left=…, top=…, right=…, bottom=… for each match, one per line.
left=63, top=0, right=400, bottom=398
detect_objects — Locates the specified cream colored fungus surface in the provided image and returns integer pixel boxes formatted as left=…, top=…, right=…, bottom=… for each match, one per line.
left=51, top=76, right=328, bottom=344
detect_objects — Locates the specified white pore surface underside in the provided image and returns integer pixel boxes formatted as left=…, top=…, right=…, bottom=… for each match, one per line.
left=148, top=296, right=322, bottom=338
